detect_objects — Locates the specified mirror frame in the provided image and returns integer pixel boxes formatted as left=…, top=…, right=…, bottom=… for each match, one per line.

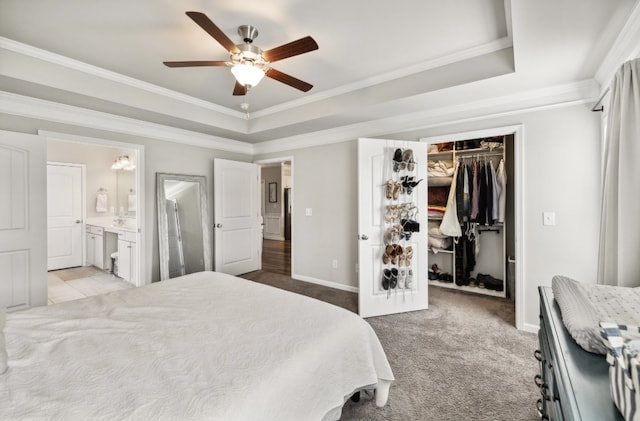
left=156, top=172, right=211, bottom=281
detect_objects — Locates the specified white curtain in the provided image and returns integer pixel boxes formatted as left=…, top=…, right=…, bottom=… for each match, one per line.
left=597, top=58, right=640, bottom=287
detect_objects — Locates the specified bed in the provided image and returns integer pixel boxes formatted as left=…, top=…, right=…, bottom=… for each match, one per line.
left=0, top=271, right=394, bottom=420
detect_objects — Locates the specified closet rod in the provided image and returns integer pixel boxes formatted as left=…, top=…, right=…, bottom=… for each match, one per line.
left=457, top=152, right=504, bottom=158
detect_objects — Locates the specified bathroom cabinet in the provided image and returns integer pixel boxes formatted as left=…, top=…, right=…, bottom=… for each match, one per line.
left=117, top=230, right=137, bottom=285
left=86, top=225, right=106, bottom=269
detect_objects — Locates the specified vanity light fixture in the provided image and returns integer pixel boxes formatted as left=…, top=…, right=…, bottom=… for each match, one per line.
left=112, top=155, right=135, bottom=171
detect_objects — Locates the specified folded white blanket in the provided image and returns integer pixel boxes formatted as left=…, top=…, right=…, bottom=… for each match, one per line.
left=552, top=275, right=640, bottom=354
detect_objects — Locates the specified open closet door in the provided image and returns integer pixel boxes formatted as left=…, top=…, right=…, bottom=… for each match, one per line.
left=358, top=138, right=428, bottom=318
left=213, top=159, right=261, bottom=275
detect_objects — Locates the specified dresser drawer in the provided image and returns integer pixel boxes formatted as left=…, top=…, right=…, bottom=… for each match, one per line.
left=86, top=225, right=104, bottom=236
left=117, top=230, right=136, bottom=242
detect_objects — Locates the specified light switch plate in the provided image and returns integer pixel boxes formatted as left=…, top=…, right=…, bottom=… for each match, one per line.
left=305, top=208, right=312, bottom=216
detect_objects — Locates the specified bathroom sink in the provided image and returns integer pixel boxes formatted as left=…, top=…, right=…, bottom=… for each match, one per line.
left=111, top=219, right=137, bottom=230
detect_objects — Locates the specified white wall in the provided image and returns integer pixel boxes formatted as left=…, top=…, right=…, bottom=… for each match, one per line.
left=257, top=103, right=602, bottom=328
left=256, top=141, right=358, bottom=290
left=3, top=101, right=602, bottom=328
left=1, top=115, right=250, bottom=284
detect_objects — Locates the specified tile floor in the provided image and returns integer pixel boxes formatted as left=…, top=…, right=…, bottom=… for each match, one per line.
left=48, top=266, right=134, bottom=305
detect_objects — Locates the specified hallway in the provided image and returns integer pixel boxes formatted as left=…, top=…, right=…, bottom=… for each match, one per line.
left=262, top=239, right=291, bottom=276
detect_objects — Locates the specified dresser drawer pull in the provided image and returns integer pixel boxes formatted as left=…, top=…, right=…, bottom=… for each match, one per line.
left=534, top=374, right=544, bottom=388
left=540, top=384, right=551, bottom=401
left=534, top=349, right=543, bottom=362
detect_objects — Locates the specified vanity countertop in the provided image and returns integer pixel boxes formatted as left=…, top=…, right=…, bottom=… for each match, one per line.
left=86, top=217, right=137, bottom=233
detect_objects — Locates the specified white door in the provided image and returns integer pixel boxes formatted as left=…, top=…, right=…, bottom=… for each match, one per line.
left=47, top=164, right=83, bottom=270
left=214, top=159, right=261, bottom=275
left=0, top=130, right=47, bottom=310
left=357, top=138, right=428, bottom=317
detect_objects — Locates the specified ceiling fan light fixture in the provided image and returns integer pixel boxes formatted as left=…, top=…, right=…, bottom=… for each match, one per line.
left=231, top=62, right=265, bottom=88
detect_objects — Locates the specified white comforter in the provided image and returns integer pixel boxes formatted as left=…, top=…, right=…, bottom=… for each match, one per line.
left=1, top=271, right=393, bottom=420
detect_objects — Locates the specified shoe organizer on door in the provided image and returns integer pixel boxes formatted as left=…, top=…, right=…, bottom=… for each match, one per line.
left=427, top=138, right=507, bottom=298
left=381, top=148, right=422, bottom=296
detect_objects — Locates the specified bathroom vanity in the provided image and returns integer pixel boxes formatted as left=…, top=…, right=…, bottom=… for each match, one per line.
left=85, top=218, right=138, bottom=286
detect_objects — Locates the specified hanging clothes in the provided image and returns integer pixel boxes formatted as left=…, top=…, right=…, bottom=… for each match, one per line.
left=439, top=161, right=462, bottom=237
left=496, top=159, right=507, bottom=223
left=489, top=160, right=499, bottom=225
left=463, top=163, right=470, bottom=219
left=455, top=161, right=465, bottom=221
left=476, top=163, right=487, bottom=225
left=485, top=161, right=494, bottom=226
left=470, top=160, right=480, bottom=221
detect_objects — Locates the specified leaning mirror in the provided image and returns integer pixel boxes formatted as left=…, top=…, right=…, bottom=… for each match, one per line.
left=157, top=173, right=211, bottom=281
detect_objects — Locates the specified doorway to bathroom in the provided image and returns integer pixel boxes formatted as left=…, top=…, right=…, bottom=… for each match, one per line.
left=42, top=131, right=145, bottom=303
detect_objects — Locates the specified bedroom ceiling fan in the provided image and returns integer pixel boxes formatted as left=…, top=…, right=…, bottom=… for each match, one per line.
left=163, top=11, right=319, bottom=96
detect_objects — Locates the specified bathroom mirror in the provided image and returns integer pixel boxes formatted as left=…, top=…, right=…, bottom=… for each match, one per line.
left=157, top=173, right=211, bottom=281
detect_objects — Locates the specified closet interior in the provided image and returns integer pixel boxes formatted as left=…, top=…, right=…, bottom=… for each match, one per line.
left=427, top=134, right=515, bottom=298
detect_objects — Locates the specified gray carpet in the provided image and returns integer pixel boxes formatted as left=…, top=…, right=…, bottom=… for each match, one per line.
left=242, top=271, right=539, bottom=420
left=341, top=287, right=538, bottom=421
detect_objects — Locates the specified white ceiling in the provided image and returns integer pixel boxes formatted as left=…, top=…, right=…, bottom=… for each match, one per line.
left=0, top=0, right=637, bottom=146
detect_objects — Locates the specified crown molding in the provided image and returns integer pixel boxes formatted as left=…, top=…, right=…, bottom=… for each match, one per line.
left=594, top=1, right=640, bottom=89
left=1, top=78, right=596, bottom=157
left=1, top=35, right=514, bottom=133
left=253, top=79, right=598, bottom=155
left=0, top=37, right=245, bottom=120
left=250, top=37, right=514, bottom=119
left=0, top=91, right=254, bottom=155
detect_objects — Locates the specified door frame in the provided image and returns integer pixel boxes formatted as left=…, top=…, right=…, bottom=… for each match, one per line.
left=39, top=130, right=147, bottom=286
left=254, top=156, right=294, bottom=276
left=421, top=124, right=525, bottom=330
left=46, top=161, right=86, bottom=268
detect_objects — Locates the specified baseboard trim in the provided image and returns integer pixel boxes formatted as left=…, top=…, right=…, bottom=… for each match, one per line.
left=522, top=322, right=540, bottom=334
left=292, top=274, right=359, bottom=293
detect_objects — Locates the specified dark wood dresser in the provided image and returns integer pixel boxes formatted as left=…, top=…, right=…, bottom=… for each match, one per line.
left=536, top=287, right=623, bottom=420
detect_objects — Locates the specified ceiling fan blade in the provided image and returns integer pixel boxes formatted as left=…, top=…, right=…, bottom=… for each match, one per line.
left=266, top=68, right=313, bottom=92
left=262, top=36, right=318, bottom=63
left=163, top=61, right=228, bottom=68
left=185, top=11, right=240, bottom=54
left=233, top=81, right=247, bottom=96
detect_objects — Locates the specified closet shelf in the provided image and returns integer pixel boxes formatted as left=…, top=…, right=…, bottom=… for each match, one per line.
left=429, top=280, right=506, bottom=298
left=453, top=146, right=504, bottom=156
left=427, top=177, right=453, bottom=187
left=427, top=150, right=453, bottom=158
left=429, top=248, right=453, bottom=254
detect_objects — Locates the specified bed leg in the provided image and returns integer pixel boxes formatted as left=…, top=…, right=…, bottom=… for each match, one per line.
left=350, top=391, right=360, bottom=402
left=375, top=380, right=392, bottom=407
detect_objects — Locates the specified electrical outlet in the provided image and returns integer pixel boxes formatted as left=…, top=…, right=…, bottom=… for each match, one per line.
left=332, top=259, right=338, bottom=269
left=543, top=211, right=556, bottom=226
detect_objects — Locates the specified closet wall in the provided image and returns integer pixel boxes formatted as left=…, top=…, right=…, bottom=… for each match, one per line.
left=426, top=134, right=515, bottom=298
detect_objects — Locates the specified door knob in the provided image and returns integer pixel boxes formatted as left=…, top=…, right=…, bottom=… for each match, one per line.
left=75, top=220, right=82, bottom=224
left=359, top=234, right=369, bottom=240
left=216, top=224, right=223, bottom=228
